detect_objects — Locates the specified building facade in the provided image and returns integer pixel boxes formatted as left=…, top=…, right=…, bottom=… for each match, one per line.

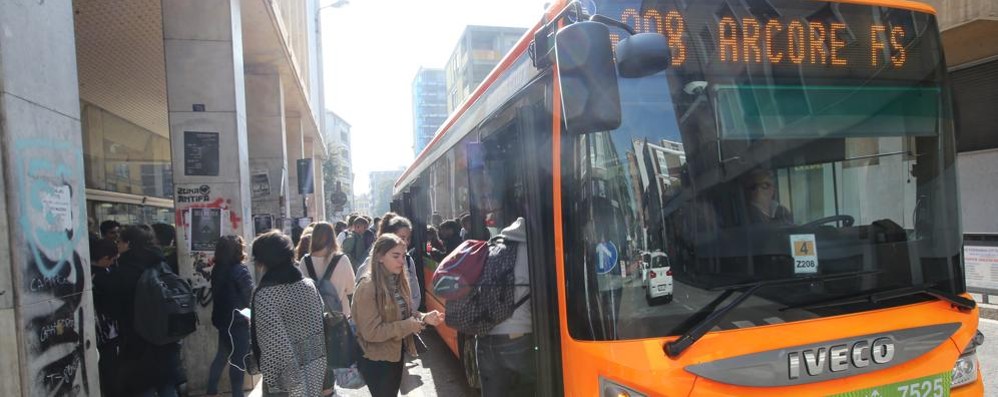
left=412, top=67, right=448, bottom=156
left=0, top=0, right=331, bottom=395
left=370, top=169, right=404, bottom=217
left=444, top=25, right=527, bottom=112
left=918, top=0, right=998, bottom=299
left=353, top=193, right=373, bottom=217
left=919, top=0, right=998, bottom=237
left=324, top=110, right=354, bottom=221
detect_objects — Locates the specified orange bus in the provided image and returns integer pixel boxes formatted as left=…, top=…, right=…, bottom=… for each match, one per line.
left=393, top=0, right=985, bottom=395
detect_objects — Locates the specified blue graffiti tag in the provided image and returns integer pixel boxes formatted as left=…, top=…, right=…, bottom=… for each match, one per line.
left=15, top=139, right=87, bottom=279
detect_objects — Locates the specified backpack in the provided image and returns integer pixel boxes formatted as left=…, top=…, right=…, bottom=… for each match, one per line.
left=304, top=254, right=360, bottom=369
left=431, top=239, right=490, bottom=300
left=343, top=232, right=369, bottom=266
left=304, top=254, right=345, bottom=313
left=133, top=262, right=198, bottom=345
left=444, top=236, right=530, bottom=335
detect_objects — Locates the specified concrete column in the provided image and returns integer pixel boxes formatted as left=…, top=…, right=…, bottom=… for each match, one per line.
left=246, top=72, right=290, bottom=231
left=286, top=117, right=305, bottom=219
left=0, top=1, right=99, bottom=396
left=161, top=0, right=255, bottom=393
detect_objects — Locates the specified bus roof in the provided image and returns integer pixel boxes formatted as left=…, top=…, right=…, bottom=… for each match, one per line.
left=394, top=0, right=936, bottom=193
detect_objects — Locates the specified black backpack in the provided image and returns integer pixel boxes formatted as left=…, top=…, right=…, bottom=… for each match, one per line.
left=133, top=262, right=198, bottom=345
left=304, top=255, right=360, bottom=369
left=444, top=236, right=530, bottom=335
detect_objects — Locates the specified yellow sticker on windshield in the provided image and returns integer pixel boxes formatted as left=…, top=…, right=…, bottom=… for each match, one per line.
left=791, top=234, right=818, bottom=274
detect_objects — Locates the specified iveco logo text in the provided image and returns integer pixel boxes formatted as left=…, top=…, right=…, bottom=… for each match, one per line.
left=788, top=338, right=895, bottom=379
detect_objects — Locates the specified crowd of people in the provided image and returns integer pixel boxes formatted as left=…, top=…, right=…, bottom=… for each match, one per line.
left=88, top=221, right=187, bottom=397
left=86, top=210, right=535, bottom=397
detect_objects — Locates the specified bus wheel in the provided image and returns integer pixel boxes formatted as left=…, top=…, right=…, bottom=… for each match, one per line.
left=458, top=333, right=481, bottom=389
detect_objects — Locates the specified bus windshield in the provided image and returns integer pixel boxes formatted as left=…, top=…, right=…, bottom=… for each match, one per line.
left=563, top=0, right=963, bottom=341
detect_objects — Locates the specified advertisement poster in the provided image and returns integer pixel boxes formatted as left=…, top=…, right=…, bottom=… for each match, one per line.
left=254, top=214, right=274, bottom=236
left=190, top=207, right=222, bottom=251
left=965, top=244, right=998, bottom=291
left=279, top=217, right=293, bottom=236
left=251, top=171, right=271, bottom=198
left=184, top=131, right=220, bottom=176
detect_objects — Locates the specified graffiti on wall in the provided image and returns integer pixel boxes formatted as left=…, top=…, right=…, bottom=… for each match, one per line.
left=190, top=251, right=214, bottom=308
left=15, top=140, right=92, bottom=396
left=174, top=185, right=244, bottom=309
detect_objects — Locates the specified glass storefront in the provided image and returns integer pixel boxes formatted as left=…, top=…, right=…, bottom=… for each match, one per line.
left=87, top=200, right=174, bottom=227
left=81, top=101, right=175, bottom=226
left=81, top=102, right=173, bottom=198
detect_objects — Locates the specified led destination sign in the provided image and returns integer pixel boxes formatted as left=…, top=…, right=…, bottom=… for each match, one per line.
left=594, top=0, right=938, bottom=78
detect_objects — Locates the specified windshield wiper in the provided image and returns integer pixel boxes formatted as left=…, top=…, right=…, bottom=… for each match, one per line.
left=664, top=270, right=880, bottom=358
left=782, top=283, right=975, bottom=312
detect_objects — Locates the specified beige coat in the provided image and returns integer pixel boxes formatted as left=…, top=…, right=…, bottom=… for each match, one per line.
left=351, top=276, right=426, bottom=362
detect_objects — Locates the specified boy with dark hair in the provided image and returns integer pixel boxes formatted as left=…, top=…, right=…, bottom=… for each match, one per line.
left=476, top=218, right=536, bottom=396
left=151, top=223, right=179, bottom=274
left=100, top=220, right=122, bottom=242
left=438, top=220, right=463, bottom=254
left=337, top=213, right=360, bottom=245
left=91, top=238, right=120, bottom=397
left=342, top=216, right=372, bottom=270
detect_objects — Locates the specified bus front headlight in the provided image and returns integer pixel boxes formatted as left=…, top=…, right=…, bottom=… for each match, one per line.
left=951, top=330, right=984, bottom=388
left=600, top=377, right=647, bottom=397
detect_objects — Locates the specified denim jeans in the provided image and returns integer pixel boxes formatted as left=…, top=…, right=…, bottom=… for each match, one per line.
left=207, top=324, right=250, bottom=397
left=476, top=334, right=538, bottom=397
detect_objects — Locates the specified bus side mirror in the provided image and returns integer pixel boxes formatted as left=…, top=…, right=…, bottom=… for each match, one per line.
left=616, top=33, right=671, bottom=78
left=555, top=21, right=622, bottom=134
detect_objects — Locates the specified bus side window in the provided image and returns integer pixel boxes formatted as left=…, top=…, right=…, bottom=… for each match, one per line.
left=468, top=122, right=526, bottom=240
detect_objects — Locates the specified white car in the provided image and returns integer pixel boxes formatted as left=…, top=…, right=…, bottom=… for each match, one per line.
left=642, top=251, right=673, bottom=305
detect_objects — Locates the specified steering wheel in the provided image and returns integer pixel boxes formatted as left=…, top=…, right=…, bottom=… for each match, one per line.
left=802, top=215, right=855, bottom=228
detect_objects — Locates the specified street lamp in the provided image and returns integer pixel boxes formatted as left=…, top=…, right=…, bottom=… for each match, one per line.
left=319, top=0, right=349, bottom=12
left=314, top=0, right=348, bottom=221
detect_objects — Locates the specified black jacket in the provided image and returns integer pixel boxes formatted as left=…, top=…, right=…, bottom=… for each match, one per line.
left=211, top=261, right=254, bottom=329
left=443, top=234, right=463, bottom=255
left=92, top=246, right=178, bottom=392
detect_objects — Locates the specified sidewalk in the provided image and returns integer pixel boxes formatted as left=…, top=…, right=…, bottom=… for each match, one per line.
left=205, top=328, right=475, bottom=397
left=970, top=292, right=998, bottom=320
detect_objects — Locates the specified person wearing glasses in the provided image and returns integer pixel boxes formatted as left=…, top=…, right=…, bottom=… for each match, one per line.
left=743, top=168, right=793, bottom=225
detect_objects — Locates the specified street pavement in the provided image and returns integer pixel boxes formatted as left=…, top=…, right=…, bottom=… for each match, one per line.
left=245, top=328, right=476, bottom=397
left=977, top=316, right=997, bottom=397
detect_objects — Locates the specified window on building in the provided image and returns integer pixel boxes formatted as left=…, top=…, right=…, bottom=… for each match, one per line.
left=81, top=102, right=173, bottom=199
left=951, top=60, right=998, bottom=152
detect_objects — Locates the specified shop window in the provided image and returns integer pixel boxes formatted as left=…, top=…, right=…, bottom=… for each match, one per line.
left=81, top=102, right=173, bottom=198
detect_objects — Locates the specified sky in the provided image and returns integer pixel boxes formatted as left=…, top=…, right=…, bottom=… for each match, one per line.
left=319, top=0, right=548, bottom=194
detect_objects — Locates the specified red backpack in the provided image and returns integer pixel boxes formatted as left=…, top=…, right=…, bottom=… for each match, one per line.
left=431, top=239, right=488, bottom=300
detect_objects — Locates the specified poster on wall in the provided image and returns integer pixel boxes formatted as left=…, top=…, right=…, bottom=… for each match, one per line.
left=965, top=244, right=998, bottom=291
left=251, top=171, right=271, bottom=198
left=278, top=217, right=293, bottom=235
left=254, top=214, right=274, bottom=236
left=190, top=207, right=222, bottom=251
left=184, top=131, right=220, bottom=176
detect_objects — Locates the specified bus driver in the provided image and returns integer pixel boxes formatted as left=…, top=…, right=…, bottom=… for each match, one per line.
left=742, top=168, right=793, bottom=225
